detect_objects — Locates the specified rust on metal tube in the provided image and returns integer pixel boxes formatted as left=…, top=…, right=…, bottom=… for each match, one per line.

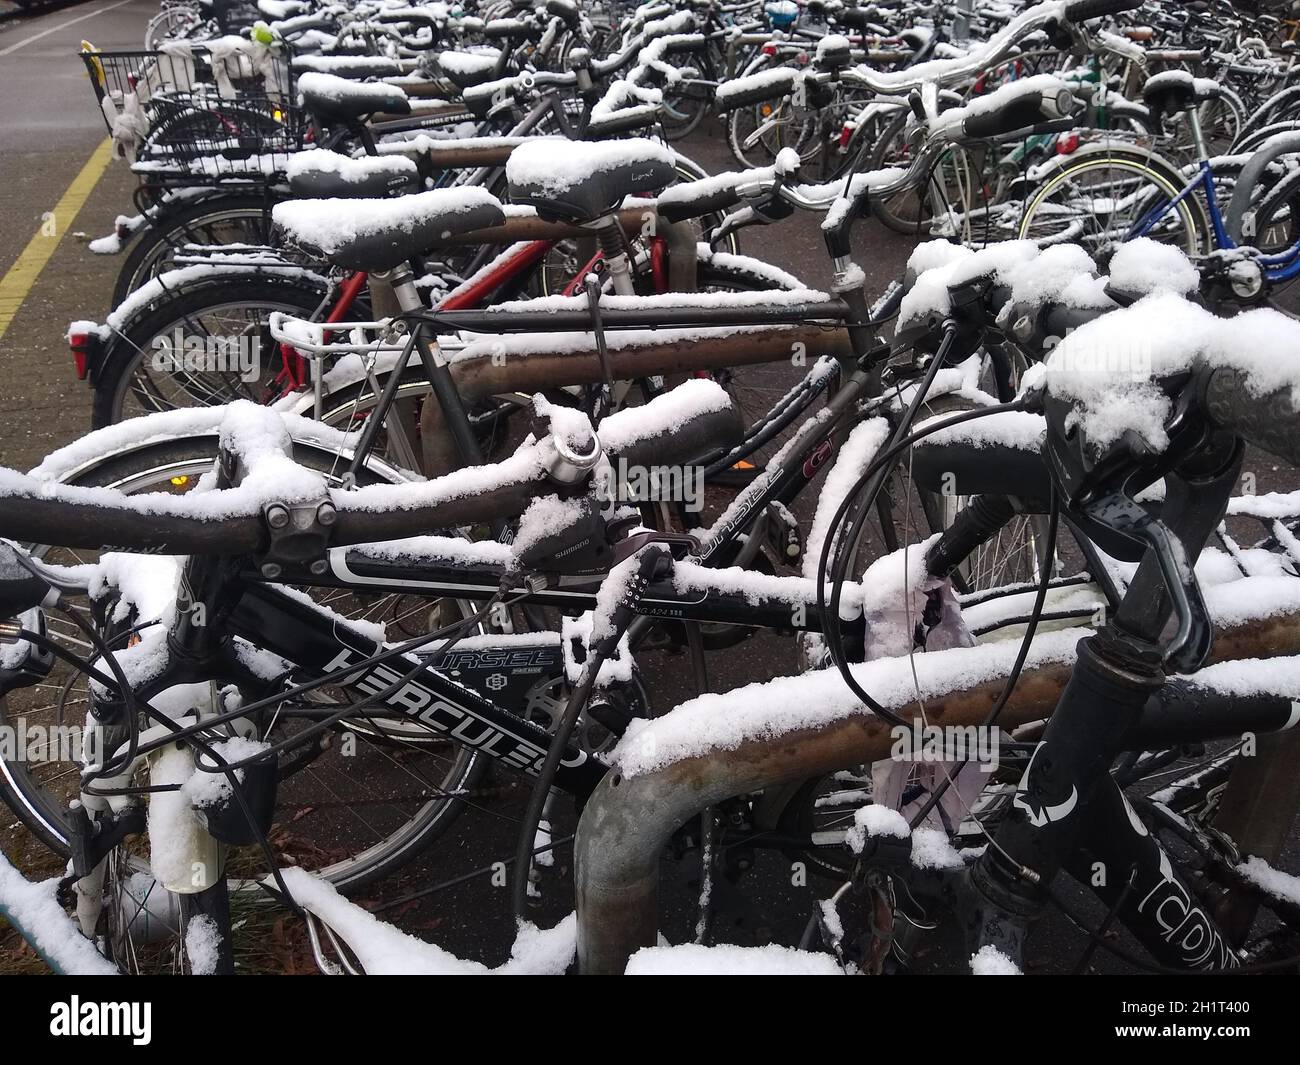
left=575, top=611, right=1300, bottom=973
left=419, top=325, right=852, bottom=474
left=438, top=206, right=654, bottom=246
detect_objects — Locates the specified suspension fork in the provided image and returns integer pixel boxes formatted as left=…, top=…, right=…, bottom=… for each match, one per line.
left=1063, top=774, right=1238, bottom=969
left=966, top=443, right=1244, bottom=962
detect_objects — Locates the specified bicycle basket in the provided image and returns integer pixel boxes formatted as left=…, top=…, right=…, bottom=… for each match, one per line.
left=80, top=43, right=306, bottom=182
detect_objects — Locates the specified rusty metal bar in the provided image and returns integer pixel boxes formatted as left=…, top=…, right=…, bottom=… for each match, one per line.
left=574, top=611, right=1300, bottom=973
left=419, top=324, right=852, bottom=474
left=437, top=206, right=654, bottom=246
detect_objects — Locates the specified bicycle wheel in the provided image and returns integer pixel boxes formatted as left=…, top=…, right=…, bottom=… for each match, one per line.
left=93, top=272, right=340, bottom=428
left=866, top=109, right=926, bottom=235
left=112, top=193, right=277, bottom=311
left=144, top=3, right=201, bottom=48
left=1, top=437, right=487, bottom=898
left=1016, top=145, right=1209, bottom=256
left=726, top=61, right=820, bottom=168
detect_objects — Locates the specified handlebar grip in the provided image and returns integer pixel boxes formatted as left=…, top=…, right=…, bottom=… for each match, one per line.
left=715, top=67, right=797, bottom=112
left=1204, top=367, right=1300, bottom=466
left=0, top=478, right=546, bottom=555
left=659, top=33, right=708, bottom=56
left=962, top=85, right=1075, bottom=140
left=1043, top=303, right=1110, bottom=340
left=483, top=18, right=532, bottom=40
left=1063, top=0, right=1144, bottom=23
left=644, top=11, right=697, bottom=40
left=603, top=405, right=745, bottom=469
left=656, top=176, right=746, bottom=224
left=584, top=106, right=661, bottom=137
left=0, top=492, right=267, bottom=554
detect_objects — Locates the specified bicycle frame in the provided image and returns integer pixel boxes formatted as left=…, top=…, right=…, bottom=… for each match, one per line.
left=1130, top=154, right=1300, bottom=281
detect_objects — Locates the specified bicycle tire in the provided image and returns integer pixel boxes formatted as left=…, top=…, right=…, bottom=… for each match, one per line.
left=93, top=272, right=342, bottom=428
left=1016, top=145, right=1210, bottom=256
left=1, top=436, right=487, bottom=896
left=111, top=193, right=278, bottom=311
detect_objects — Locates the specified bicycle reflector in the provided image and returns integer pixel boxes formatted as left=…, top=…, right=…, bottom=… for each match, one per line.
left=68, top=331, right=96, bottom=380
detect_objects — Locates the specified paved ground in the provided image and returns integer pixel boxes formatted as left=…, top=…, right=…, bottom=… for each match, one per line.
left=0, top=0, right=148, bottom=467
left=0, top=1, right=1294, bottom=975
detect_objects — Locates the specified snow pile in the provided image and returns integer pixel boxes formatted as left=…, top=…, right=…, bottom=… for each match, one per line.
left=1236, top=855, right=1300, bottom=906
left=1108, top=238, right=1200, bottom=297
left=184, top=914, right=223, bottom=975
left=0, top=850, right=117, bottom=975
left=184, top=736, right=272, bottom=808
left=1041, top=292, right=1300, bottom=451
left=625, top=942, right=843, bottom=975
left=970, top=945, right=1022, bottom=975
left=275, top=867, right=576, bottom=974
left=845, top=803, right=910, bottom=851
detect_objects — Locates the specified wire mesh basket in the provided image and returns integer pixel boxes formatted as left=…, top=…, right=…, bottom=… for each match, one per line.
left=81, top=45, right=307, bottom=182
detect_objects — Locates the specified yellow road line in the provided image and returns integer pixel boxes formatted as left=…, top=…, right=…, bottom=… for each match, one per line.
left=0, top=138, right=114, bottom=342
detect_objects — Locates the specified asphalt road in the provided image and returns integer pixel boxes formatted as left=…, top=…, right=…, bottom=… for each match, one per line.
left=0, top=1, right=1293, bottom=976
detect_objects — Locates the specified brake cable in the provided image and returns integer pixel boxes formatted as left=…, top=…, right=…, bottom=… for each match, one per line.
left=814, top=328, right=1036, bottom=725
left=904, top=487, right=1059, bottom=832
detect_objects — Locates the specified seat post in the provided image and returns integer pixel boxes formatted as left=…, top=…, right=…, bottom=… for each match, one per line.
left=588, top=214, right=638, bottom=296
left=1183, top=103, right=1210, bottom=162
left=374, top=264, right=485, bottom=467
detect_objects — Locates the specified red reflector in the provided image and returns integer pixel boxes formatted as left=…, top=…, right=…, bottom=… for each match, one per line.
left=762, top=43, right=776, bottom=55
left=839, top=125, right=853, bottom=148
left=1057, top=132, right=1080, bottom=155
left=69, top=334, right=90, bottom=380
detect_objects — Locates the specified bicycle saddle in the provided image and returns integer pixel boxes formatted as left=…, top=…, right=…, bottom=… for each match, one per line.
left=506, top=138, right=677, bottom=224
left=297, top=72, right=411, bottom=123
left=285, top=150, right=418, bottom=200
left=437, top=50, right=501, bottom=90
left=273, top=187, right=506, bottom=273
left=291, top=56, right=405, bottom=79
left=1141, top=70, right=1217, bottom=121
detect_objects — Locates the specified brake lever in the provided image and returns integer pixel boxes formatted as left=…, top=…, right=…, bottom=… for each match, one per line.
left=611, top=528, right=700, bottom=564
left=1081, top=490, right=1213, bottom=673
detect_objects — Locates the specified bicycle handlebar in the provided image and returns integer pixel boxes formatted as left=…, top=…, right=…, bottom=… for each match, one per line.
left=0, top=402, right=742, bottom=557
left=1203, top=366, right=1300, bottom=467
left=952, top=79, right=1077, bottom=140
left=1063, top=0, right=1145, bottom=23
